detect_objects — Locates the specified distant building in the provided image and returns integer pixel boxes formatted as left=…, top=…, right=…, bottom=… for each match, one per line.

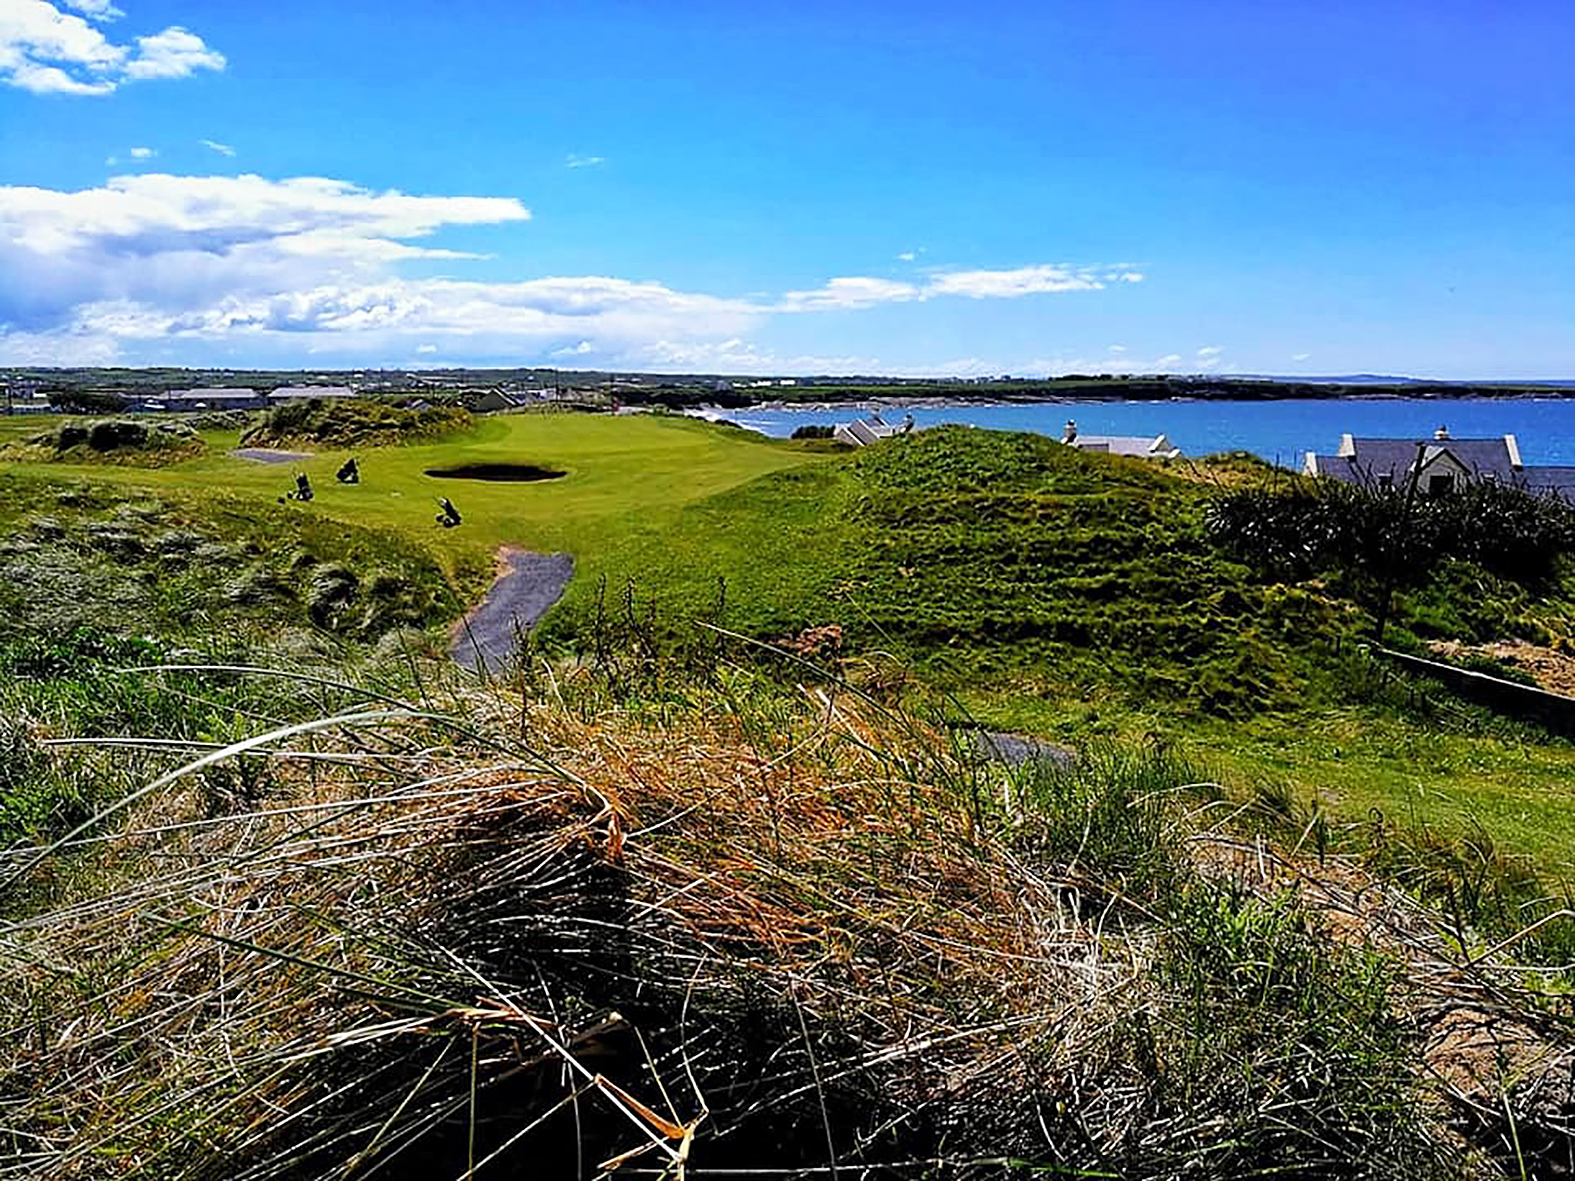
left=833, top=411, right=914, bottom=447
left=1303, top=427, right=1575, bottom=499
left=269, top=385, right=355, bottom=402
left=163, top=387, right=268, bottom=411
left=469, top=389, right=525, bottom=413
left=1060, top=420, right=1181, bottom=459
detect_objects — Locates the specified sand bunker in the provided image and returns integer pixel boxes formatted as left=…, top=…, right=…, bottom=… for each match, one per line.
left=425, top=464, right=565, bottom=482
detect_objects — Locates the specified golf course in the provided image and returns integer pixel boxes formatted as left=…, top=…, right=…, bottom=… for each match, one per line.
left=0, top=408, right=826, bottom=603
left=9, top=400, right=1575, bottom=1177
left=5, top=402, right=1575, bottom=869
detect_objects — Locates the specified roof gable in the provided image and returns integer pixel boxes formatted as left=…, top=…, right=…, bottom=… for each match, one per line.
left=1342, top=436, right=1516, bottom=480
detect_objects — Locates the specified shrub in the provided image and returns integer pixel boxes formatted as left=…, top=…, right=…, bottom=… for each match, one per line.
left=1207, top=476, right=1575, bottom=590
left=241, top=398, right=472, bottom=448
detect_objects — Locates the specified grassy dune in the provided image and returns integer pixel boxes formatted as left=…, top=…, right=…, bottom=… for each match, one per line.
left=7, top=408, right=1575, bottom=1175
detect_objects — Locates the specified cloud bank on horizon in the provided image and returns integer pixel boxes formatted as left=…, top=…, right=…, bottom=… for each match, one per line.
left=0, top=1, right=1165, bottom=376
left=0, top=171, right=1148, bottom=373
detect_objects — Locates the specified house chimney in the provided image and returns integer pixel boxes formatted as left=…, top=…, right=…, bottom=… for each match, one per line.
left=1434, top=425, right=1450, bottom=440
left=1063, top=419, right=1078, bottom=443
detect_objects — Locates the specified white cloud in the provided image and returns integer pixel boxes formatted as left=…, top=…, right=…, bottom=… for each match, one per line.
left=200, top=138, right=235, bottom=156
left=61, top=0, right=123, bottom=18
left=777, top=276, right=921, bottom=312
left=565, top=154, right=605, bottom=169
left=1156, top=353, right=1182, bottom=367
left=929, top=264, right=1130, bottom=299
left=1107, top=344, right=1126, bottom=353
left=1292, top=352, right=1311, bottom=362
left=1197, top=345, right=1223, bottom=357
left=128, top=145, right=153, bottom=158
left=121, top=25, right=222, bottom=80
left=779, top=265, right=1140, bottom=312
left=896, top=250, right=916, bottom=262
left=0, top=2, right=223, bottom=96
left=0, top=170, right=1144, bottom=367
left=415, top=343, right=437, bottom=354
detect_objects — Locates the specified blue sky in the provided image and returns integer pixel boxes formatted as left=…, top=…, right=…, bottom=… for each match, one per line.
left=1, top=0, right=1571, bottom=377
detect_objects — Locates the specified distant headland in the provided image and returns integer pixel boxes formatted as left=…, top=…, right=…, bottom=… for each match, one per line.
left=4, top=365, right=1574, bottom=416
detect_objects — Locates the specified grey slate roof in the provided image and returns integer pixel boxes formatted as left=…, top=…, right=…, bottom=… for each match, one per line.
left=165, top=387, right=264, bottom=402
left=1307, top=433, right=1575, bottom=499
left=1337, top=437, right=1517, bottom=482
left=1523, top=466, right=1575, bottom=499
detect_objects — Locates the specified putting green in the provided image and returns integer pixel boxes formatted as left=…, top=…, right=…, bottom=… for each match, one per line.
left=1, top=412, right=827, bottom=602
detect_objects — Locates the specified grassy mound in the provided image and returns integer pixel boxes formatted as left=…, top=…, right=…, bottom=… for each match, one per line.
left=548, top=427, right=1344, bottom=716
left=0, top=473, right=459, bottom=650
left=6, top=418, right=206, bottom=466
left=241, top=398, right=472, bottom=449
left=5, top=654, right=1530, bottom=1179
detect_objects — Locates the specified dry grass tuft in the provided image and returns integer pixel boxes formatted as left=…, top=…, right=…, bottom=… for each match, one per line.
left=1, top=658, right=1567, bottom=1177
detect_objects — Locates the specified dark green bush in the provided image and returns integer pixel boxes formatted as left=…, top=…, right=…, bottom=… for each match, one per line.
left=1208, top=477, right=1575, bottom=590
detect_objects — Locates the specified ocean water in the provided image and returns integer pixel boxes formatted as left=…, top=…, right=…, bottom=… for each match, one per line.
left=703, top=397, right=1575, bottom=467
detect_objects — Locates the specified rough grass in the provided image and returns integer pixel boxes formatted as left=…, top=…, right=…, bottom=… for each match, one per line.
left=1, top=649, right=1527, bottom=1179
left=544, top=427, right=1347, bottom=717
left=0, top=472, right=459, bottom=644
left=1, top=417, right=207, bottom=466
left=240, top=397, right=473, bottom=449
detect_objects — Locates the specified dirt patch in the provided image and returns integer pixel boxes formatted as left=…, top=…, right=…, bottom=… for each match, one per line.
left=233, top=448, right=313, bottom=464
left=451, top=548, right=573, bottom=673
left=425, top=463, right=565, bottom=482
left=1429, top=639, right=1575, bottom=697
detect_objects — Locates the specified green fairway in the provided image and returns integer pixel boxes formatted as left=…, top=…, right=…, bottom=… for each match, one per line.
left=1, top=411, right=826, bottom=602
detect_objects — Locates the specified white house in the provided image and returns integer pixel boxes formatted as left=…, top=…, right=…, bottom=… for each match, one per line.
left=833, top=411, right=914, bottom=448
left=1303, top=426, right=1575, bottom=499
left=1060, top=420, right=1181, bottom=460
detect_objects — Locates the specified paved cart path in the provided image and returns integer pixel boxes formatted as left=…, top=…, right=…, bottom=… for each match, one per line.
left=451, top=547, right=574, bottom=674
left=232, top=448, right=313, bottom=464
